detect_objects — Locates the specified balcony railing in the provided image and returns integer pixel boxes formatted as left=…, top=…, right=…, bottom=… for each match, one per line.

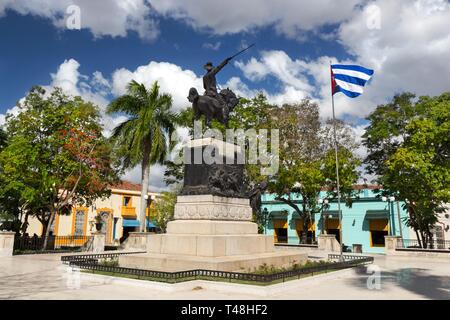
left=121, top=206, right=137, bottom=218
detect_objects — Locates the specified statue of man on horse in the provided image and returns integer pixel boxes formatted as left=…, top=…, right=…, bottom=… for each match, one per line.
left=188, top=44, right=254, bottom=126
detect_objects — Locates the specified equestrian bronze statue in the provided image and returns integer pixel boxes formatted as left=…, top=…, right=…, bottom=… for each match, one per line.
left=188, top=44, right=254, bottom=126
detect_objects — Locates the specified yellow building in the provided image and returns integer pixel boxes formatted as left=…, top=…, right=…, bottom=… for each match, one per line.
left=25, top=181, right=161, bottom=245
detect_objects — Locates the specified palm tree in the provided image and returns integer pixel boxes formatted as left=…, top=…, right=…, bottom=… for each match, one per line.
left=107, top=80, right=177, bottom=232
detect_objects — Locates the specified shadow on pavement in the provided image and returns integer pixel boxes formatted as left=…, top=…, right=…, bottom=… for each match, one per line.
left=348, top=265, right=450, bottom=300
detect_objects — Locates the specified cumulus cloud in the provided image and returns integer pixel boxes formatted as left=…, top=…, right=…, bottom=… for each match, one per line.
left=0, top=0, right=159, bottom=40
left=338, top=0, right=450, bottom=98
left=235, top=50, right=313, bottom=92
left=3, top=0, right=450, bottom=187
left=0, top=105, right=21, bottom=127
left=111, top=61, right=203, bottom=111
left=150, top=0, right=362, bottom=38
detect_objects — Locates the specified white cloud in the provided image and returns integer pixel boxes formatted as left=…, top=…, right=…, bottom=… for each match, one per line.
left=111, top=61, right=203, bottom=111
left=202, top=41, right=221, bottom=51
left=225, top=76, right=310, bottom=107
left=235, top=50, right=313, bottom=93
left=150, top=0, right=362, bottom=38
left=50, top=58, right=81, bottom=96
left=338, top=0, right=450, bottom=98
left=0, top=0, right=159, bottom=40
left=0, top=105, right=21, bottom=127
left=122, top=163, right=169, bottom=192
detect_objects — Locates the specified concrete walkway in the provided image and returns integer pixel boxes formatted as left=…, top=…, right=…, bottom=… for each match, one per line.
left=0, top=252, right=449, bottom=300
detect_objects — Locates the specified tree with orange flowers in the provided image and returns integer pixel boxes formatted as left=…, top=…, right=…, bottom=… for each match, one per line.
left=0, top=86, right=119, bottom=248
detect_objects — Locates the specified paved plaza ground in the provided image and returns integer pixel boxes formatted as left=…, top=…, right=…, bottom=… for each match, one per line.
left=0, top=250, right=449, bottom=300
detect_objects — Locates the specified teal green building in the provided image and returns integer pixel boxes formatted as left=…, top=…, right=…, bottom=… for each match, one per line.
left=261, top=187, right=410, bottom=254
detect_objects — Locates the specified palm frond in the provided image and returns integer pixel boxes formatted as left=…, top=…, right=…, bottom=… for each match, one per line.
left=107, top=95, right=142, bottom=116
left=108, top=79, right=177, bottom=171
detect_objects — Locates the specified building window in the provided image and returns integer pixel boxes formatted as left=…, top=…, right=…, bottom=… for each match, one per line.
left=98, top=210, right=112, bottom=244
left=371, top=231, right=387, bottom=247
left=370, top=219, right=388, bottom=247
left=273, top=219, right=288, bottom=243
left=73, top=209, right=86, bottom=236
left=123, top=196, right=132, bottom=207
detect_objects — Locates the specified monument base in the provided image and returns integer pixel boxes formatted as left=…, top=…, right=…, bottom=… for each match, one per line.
left=120, top=195, right=307, bottom=272
left=119, top=251, right=306, bottom=272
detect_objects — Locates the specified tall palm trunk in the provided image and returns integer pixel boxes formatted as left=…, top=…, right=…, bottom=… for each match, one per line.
left=139, top=141, right=151, bottom=232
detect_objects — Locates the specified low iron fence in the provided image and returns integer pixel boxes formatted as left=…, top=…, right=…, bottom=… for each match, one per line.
left=14, top=235, right=92, bottom=254
left=61, top=252, right=373, bottom=284
left=397, top=238, right=450, bottom=251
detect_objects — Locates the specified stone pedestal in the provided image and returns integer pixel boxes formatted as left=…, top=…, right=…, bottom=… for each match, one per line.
left=318, top=234, right=340, bottom=252
left=174, top=195, right=252, bottom=221
left=120, top=138, right=307, bottom=272
left=120, top=196, right=307, bottom=272
left=0, top=231, right=15, bottom=257
left=385, top=236, right=401, bottom=255
left=92, top=232, right=106, bottom=253
left=122, top=232, right=154, bottom=251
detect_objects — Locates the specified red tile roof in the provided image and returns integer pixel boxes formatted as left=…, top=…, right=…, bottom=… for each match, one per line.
left=111, top=181, right=143, bottom=192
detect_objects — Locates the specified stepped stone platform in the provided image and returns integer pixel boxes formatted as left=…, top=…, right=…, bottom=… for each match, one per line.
left=120, top=195, right=307, bottom=272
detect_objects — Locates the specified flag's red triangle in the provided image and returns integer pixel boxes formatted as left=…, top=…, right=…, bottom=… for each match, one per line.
left=331, top=68, right=338, bottom=95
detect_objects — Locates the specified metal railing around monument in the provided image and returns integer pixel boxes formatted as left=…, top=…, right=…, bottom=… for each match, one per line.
left=61, top=252, right=374, bottom=285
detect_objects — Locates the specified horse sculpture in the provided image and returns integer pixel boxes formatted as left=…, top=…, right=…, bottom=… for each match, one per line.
left=188, top=87, right=239, bottom=126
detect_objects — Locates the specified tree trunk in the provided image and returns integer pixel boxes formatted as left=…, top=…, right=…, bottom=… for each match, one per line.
left=42, top=209, right=56, bottom=251
left=301, top=203, right=308, bottom=244
left=302, top=218, right=308, bottom=244
left=420, top=230, right=427, bottom=248
left=415, top=229, right=422, bottom=248
left=139, top=141, right=151, bottom=233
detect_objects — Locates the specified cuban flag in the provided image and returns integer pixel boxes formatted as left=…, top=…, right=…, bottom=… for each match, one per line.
left=331, top=64, right=374, bottom=98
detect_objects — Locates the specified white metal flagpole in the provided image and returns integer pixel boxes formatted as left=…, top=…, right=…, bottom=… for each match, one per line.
left=330, top=63, right=344, bottom=261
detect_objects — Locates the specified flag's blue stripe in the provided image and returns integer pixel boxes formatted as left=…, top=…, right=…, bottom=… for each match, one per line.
left=331, top=64, right=374, bottom=76
left=333, top=73, right=368, bottom=87
left=334, top=85, right=362, bottom=98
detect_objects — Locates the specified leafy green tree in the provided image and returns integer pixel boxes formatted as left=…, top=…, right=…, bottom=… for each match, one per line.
left=0, top=87, right=119, bottom=246
left=364, top=92, right=450, bottom=246
left=0, top=127, right=18, bottom=231
left=269, top=101, right=360, bottom=244
left=0, top=128, right=6, bottom=150
left=152, top=189, right=178, bottom=232
left=107, top=80, right=178, bottom=232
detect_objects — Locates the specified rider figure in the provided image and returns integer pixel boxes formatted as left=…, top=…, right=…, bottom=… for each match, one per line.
left=203, top=57, right=231, bottom=105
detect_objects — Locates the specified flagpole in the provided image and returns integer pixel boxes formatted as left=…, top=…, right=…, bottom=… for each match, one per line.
left=330, top=63, right=344, bottom=262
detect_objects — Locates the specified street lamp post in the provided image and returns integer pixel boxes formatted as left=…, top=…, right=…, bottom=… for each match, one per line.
left=318, top=198, right=329, bottom=235
left=382, top=196, right=397, bottom=236
left=262, top=208, right=269, bottom=235
left=144, top=194, right=155, bottom=233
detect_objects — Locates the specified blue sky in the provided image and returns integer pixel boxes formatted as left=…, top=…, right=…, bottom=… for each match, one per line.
left=0, top=11, right=351, bottom=111
left=1, top=0, right=449, bottom=190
